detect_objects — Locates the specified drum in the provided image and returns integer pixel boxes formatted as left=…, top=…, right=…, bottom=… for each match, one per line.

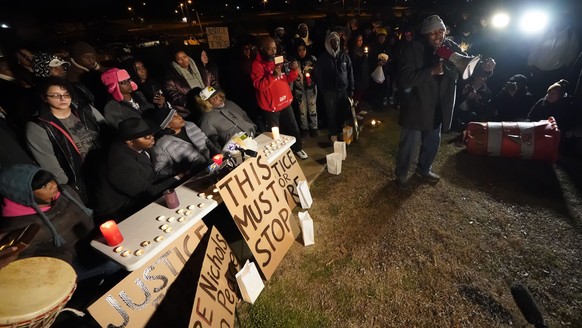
left=464, top=117, right=560, bottom=162
left=0, top=257, right=77, bottom=328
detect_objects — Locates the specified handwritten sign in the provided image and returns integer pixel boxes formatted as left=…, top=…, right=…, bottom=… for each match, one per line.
left=88, top=220, right=208, bottom=328
left=189, top=226, right=240, bottom=328
left=269, top=149, right=307, bottom=209
left=206, top=27, right=230, bottom=49
left=216, top=155, right=295, bottom=280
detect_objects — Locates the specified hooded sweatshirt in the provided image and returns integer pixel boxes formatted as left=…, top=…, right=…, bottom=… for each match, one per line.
left=316, top=32, right=354, bottom=93
left=0, top=164, right=94, bottom=264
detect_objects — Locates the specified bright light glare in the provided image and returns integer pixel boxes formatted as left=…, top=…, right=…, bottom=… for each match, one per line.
left=519, top=11, right=548, bottom=33
left=491, top=13, right=510, bottom=29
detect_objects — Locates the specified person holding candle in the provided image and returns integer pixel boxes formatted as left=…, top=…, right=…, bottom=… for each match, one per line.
left=93, top=117, right=187, bottom=220
left=142, top=105, right=220, bottom=176
left=291, top=38, right=319, bottom=138
left=348, top=32, right=370, bottom=112
left=251, top=36, right=308, bottom=160
left=0, top=164, right=119, bottom=280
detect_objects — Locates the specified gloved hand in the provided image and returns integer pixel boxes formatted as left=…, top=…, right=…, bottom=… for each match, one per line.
left=435, top=45, right=455, bottom=60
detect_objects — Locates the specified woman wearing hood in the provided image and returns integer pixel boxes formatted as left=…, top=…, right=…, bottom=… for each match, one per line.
left=315, top=31, right=354, bottom=143
left=0, top=164, right=118, bottom=280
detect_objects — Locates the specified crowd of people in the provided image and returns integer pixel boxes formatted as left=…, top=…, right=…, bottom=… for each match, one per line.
left=0, top=10, right=580, bottom=284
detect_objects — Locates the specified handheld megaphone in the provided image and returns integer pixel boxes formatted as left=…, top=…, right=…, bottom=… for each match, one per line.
left=435, top=45, right=481, bottom=80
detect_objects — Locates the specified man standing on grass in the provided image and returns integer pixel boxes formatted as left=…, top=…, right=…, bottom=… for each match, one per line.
left=394, top=15, right=495, bottom=190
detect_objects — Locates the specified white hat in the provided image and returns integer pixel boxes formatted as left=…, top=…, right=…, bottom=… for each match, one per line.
left=199, top=86, right=219, bottom=101
left=48, top=57, right=70, bottom=67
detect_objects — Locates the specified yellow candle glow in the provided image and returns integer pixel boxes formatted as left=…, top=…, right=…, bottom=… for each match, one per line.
left=371, top=119, right=377, bottom=126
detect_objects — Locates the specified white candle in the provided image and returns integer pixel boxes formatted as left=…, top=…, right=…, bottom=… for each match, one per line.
left=272, top=126, right=280, bottom=140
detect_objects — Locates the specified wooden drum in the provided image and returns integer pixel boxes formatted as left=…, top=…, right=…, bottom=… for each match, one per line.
left=0, top=257, right=77, bottom=328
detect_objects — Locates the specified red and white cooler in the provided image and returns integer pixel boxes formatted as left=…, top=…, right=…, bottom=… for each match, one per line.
left=464, top=117, right=560, bottom=162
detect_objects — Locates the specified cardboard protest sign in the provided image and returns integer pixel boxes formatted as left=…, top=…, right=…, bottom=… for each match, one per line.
left=216, top=155, right=295, bottom=280
left=269, top=149, right=307, bottom=209
left=206, top=27, right=230, bottom=49
left=88, top=220, right=208, bottom=328
left=189, top=226, right=240, bottom=328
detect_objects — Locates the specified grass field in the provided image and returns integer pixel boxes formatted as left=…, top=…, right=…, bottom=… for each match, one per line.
left=234, top=107, right=582, bottom=328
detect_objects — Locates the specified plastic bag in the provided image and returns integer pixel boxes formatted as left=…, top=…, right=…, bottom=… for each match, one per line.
left=371, top=65, right=385, bottom=84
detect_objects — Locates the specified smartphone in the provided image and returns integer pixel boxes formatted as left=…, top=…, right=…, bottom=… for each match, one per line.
left=0, top=224, right=40, bottom=253
left=274, top=56, right=285, bottom=65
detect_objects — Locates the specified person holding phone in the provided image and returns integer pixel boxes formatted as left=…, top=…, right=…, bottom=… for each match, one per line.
left=251, top=36, right=308, bottom=160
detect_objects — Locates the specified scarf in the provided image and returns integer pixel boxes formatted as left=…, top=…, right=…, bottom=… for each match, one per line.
left=70, top=58, right=101, bottom=73
left=171, top=59, right=204, bottom=89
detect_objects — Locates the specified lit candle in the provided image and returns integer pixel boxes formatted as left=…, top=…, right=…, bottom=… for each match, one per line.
left=305, top=72, right=311, bottom=86
left=100, top=220, right=124, bottom=247
left=212, top=154, right=223, bottom=166
left=271, top=126, right=280, bottom=140
left=364, top=46, right=368, bottom=54
left=371, top=119, right=377, bottom=127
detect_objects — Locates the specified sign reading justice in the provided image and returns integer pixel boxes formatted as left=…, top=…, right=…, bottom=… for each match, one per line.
left=216, top=155, right=295, bottom=280
left=89, top=221, right=208, bottom=328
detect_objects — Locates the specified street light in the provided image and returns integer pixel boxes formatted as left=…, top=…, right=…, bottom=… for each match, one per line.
left=178, top=3, right=186, bottom=21
left=263, top=0, right=267, bottom=9
left=183, top=1, right=192, bottom=23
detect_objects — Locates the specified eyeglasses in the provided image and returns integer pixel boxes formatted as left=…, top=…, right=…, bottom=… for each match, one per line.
left=119, top=79, right=133, bottom=85
left=46, top=94, right=72, bottom=100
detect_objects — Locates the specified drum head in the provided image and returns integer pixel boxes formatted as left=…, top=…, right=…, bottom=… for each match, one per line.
left=0, top=257, right=76, bottom=325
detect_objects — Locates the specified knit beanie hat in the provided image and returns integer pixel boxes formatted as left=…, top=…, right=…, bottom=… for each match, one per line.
left=420, top=15, right=446, bottom=35
left=142, top=107, right=177, bottom=129
left=101, top=68, right=138, bottom=102
left=0, top=165, right=65, bottom=246
left=32, top=53, right=70, bottom=78
left=69, top=41, right=97, bottom=61
left=547, top=79, right=569, bottom=95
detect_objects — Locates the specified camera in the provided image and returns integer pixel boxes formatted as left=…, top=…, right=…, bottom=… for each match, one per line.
left=274, top=55, right=293, bottom=73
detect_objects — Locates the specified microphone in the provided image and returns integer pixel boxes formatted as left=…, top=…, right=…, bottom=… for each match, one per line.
left=510, top=283, right=548, bottom=328
left=235, top=146, right=258, bottom=158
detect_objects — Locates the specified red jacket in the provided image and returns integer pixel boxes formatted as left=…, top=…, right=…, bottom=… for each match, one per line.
left=251, top=54, right=298, bottom=112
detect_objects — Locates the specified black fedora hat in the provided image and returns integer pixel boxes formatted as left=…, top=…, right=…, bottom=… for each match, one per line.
left=118, top=117, right=159, bottom=141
